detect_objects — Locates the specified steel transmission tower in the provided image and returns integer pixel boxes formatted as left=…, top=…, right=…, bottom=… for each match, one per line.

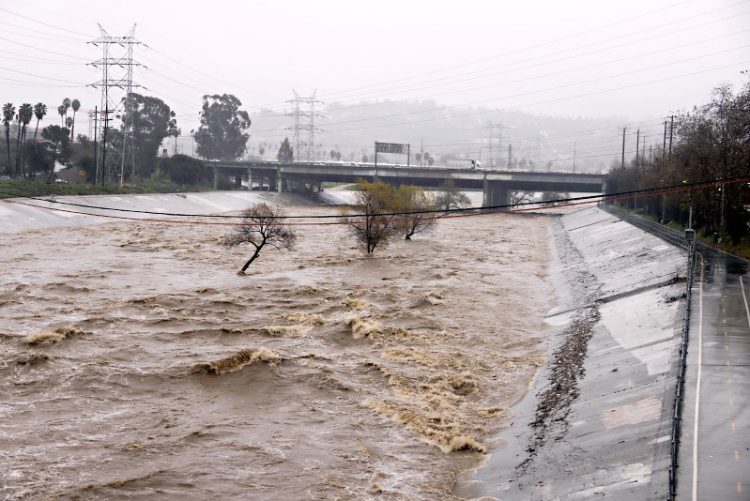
left=286, top=90, right=323, bottom=161
left=287, top=90, right=305, bottom=159
left=89, top=24, right=144, bottom=185
left=486, top=122, right=504, bottom=168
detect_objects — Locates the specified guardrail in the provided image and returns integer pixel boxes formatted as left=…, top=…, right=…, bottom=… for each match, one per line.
left=599, top=205, right=693, bottom=501
left=669, top=241, right=695, bottom=500
left=600, top=205, right=690, bottom=250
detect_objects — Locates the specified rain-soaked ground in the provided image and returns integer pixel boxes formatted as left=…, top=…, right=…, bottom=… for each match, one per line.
left=0, top=200, right=558, bottom=500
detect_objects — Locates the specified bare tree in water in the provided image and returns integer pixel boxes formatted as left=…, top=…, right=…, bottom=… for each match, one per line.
left=224, top=203, right=296, bottom=273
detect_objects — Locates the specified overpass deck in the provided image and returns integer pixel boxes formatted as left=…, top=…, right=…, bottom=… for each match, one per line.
left=208, top=161, right=605, bottom=204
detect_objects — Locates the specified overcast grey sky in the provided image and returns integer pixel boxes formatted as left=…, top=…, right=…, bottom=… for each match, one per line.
left=2, top=0, right=749, bottom=136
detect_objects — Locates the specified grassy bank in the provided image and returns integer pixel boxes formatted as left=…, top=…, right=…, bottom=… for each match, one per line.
left=622, top=205, right=750, bottom=261
left=0, top=179, right=214, bottom=199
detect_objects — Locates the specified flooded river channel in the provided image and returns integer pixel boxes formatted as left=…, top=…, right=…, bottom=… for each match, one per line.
left=1, top=196, right=555, bottom=499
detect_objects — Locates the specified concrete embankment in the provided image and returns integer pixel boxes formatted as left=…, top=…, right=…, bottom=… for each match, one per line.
left=460, top=206, right=689, bottom=500
left=0, top=191, right=313, bottom=233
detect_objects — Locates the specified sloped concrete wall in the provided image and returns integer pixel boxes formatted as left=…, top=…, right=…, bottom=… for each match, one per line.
left=0, top=191, right=305, bottom=234
left=460, top=206, right=688, bottom=500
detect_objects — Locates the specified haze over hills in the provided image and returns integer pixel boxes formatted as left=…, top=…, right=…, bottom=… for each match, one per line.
left=206, top=100, right=627, bottom=174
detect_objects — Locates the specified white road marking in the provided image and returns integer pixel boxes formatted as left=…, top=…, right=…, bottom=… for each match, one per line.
left=740, top=276, right=750, bottom=330
left=692, top=254, right=705, bottom=501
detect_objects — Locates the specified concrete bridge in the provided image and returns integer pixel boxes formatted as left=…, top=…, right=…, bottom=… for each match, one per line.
left=209, top=160, right=605, bottom=207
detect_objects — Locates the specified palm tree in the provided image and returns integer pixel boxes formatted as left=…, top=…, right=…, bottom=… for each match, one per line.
left=32, top=103, right=47, bottom=144
left=57, top=105, right=65, bottom=126
left=62, top=98, right=71, bottom=119
left=65, top=117, right=73, bottom=131
left=41, top=125, right=68, bottom=167
left=14, top=110, right=22, bottom=177
left=70, top=99, right=80, bottom=142
left=2, top=103, right=14, bottom=176
left=17, top=104, right=33, bottom=178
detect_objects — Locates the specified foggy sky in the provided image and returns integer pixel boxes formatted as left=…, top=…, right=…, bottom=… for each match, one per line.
left=2, top=0, right=749, bottom=140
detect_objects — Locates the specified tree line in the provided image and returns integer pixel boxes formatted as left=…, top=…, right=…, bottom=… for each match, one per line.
left=1, top=92, right=253, bottom=188
left=2, top=100, right=79, bottom=181
left=606, top=81, right=750, bottom=245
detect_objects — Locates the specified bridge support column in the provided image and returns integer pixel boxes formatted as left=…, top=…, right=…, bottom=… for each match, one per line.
left=247, top=168, right=253, bottom=191
left=212, top=165, right=218, bottom=189
left=482, top=181, right=510, bottom=210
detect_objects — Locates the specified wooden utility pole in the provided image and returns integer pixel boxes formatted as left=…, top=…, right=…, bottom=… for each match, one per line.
left=635, top=129, right=640, bottom=168
left=621, top=127, right=626, bottom=168
left=662, top=120, right=667, bottom=164
left=668, top=115, right=674, bottom=156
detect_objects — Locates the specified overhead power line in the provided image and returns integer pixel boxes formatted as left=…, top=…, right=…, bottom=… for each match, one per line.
left=323, top=24, right=750, bottom=107
left=0, top=66, right=87, bottom=84
left=306, top=59, right=750, bottom=136
left=0, top=177, right=747, bottom=225
left=145, top=46, right=284, bottom=101
left=1, top=26, right=90, bottom=44
left=0, top=78, right=82, bottom=88
left=0, top=6, right=95, bottom=37
left=316, top=0, right=742, bottom=101
left=0, top=49, right=85, bottom=65
left=3, top=20, right=91, bottom=40
left=312, top=46, right=750, bottom=133
left=0, top=35, right=89, bottom=60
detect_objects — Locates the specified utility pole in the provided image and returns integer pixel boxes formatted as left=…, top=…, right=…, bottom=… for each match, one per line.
left=101, top=105, right=112, bottom=185
left=572, top=141, right=576, bottom=172
left=642, top=135, right=647, bottom=167
left=507, top=144, right=512, bottom=167
left=88, top=24, right=143, bottom=186
left=668, top=115, right=674, bottom=156
left=662, top=120, right=668, bottom=164
left=621, top=127, right=626, bottom=168
left=635, top=129, right=642, bottom=165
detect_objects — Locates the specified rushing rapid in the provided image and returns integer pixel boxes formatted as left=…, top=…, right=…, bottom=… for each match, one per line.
left=0, top=197, right=554, bottom=499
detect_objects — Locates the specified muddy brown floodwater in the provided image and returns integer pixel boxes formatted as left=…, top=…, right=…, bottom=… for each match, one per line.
left=0, top=204, right=555, bottom=500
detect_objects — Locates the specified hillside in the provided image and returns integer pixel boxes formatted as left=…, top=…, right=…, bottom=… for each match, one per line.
left=240, top=100, right=624, bottom=173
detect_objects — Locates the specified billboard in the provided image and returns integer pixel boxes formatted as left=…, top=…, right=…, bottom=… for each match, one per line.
left=375, top=142, right=408, bottom=154
left=374, top=141, right=410, bottom=167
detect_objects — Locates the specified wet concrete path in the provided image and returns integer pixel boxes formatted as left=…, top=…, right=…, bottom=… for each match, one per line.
left=677, top=249, right=749, bottom=500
